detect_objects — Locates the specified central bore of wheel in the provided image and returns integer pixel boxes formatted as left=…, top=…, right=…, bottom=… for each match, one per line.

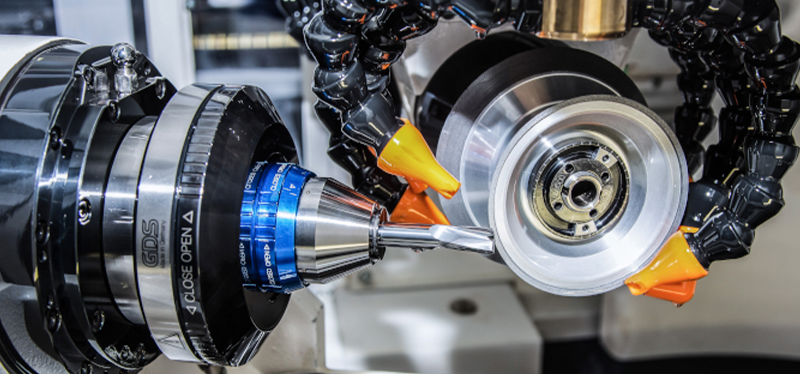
left=567, top=177, right=600, bottom=209
left=532, top=141, right=629, bottom=240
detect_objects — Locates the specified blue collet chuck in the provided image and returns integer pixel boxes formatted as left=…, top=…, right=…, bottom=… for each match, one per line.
left=239, top=162, right=495, bottom=293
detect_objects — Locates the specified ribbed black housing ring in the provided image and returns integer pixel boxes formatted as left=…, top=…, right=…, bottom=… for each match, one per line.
left=166, top=84, right=297, bottom=366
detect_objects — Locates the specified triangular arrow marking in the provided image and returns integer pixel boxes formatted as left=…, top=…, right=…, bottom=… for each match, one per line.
left=182, top=210, right=194, bottom=224
left=188, top=306, right=197, bottom=315
left=157, top=333, right=185, bottom=350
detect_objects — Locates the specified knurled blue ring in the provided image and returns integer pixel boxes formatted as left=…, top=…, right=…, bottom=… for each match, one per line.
left=275, top=165, right=314, bottom=293
left=239, top=162, right=266, bottom=286
left=240, top=162, right=314, bottom=293
left=253, top=163, right=289, bottom=290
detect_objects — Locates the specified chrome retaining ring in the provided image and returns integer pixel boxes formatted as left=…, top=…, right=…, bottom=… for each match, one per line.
left=135, top=85, right=210, bottom=362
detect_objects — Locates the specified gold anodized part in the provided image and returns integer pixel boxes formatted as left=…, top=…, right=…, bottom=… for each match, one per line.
left=538, top=0, right=631, bottom=41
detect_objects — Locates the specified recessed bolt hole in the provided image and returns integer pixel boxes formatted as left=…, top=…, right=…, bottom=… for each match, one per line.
left=49, top=127, right=62, bottom=150
left=601, top=172, right=610, bottom=182
left=582, top=224, right=590, bottom=231
left=564, top=164, right=574, bottom=173
left=35, top=220, right=49, bottom=245
left=46, top=309, right=61, bottom=332
left=553, top=202, right=563, bottom=211
left=570, top=180, right=598, bottom=208
left=590, top=209, right=598, bottom=218
left=450, top=298, right=478, bottom=316
left=92, top=310, right=105, bottom=332
left=602, top=155, right=610, bottom=162
left=78, top=198, right=92, bottom=226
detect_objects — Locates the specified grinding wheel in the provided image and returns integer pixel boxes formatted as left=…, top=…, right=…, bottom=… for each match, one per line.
left=490, top=95, right=687, bottom=295
left=436, top=49, right=687, bottom=295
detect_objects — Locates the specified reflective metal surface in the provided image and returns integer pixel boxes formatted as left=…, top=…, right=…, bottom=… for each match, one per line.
left=135, top=85, right=211, bottom=362
left=377, top=223, right=494, bottom=254
left=438, top=72, right=620, bottom=228
left=0, top=36, right=85, bottom=374
left=103, top=116, right=156, bottom=326
left=294, top=176, right=496, bottom=284
left=490, top=95, right=687, bottom=296
left=539, top=0, right=630, bottom=41
left=181, top=85, right=300, bottom=365
left=111, top=43, right=139, bottom=97
left=295, top=178, right=382, bottom=284
left=531, top=142, right=628, bottom=239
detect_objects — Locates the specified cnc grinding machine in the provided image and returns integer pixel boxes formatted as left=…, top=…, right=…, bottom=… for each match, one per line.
left=0, top=0, right=799, bottom=372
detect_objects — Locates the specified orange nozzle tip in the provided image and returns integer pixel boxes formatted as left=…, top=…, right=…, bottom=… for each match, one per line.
left=625, top=229, right=708, bottom=297
left=391, top=188, right=451, bottom=225
left=377, top=121, right=461, bottom=199
left=643, top=280, right=698, bottom=305
left=625, top=280, right=647, bottom=296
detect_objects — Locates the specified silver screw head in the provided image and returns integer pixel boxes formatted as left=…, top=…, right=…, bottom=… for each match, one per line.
left=111, top=43, right=137, bottom=66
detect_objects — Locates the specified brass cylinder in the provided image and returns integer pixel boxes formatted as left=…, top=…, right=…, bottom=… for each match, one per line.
left=538, top=0, right=631, bottom=41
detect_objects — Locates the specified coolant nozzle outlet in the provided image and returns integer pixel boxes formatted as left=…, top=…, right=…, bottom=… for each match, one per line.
left=376, top=120, right=461, bottom=199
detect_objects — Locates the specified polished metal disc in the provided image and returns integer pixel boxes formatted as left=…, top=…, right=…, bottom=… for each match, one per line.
left=436, top=48, right=645, bottom=229
left=490, top=95, right=687, bottom=295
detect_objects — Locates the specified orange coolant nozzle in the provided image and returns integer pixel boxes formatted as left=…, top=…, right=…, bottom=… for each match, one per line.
left=625, top=226, right=708, bottom=303
left=642, top=280, right=698, bottom=305
left=391, top=188, right=451, bottom=225
left=376, top=119, right=461, bottom=199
